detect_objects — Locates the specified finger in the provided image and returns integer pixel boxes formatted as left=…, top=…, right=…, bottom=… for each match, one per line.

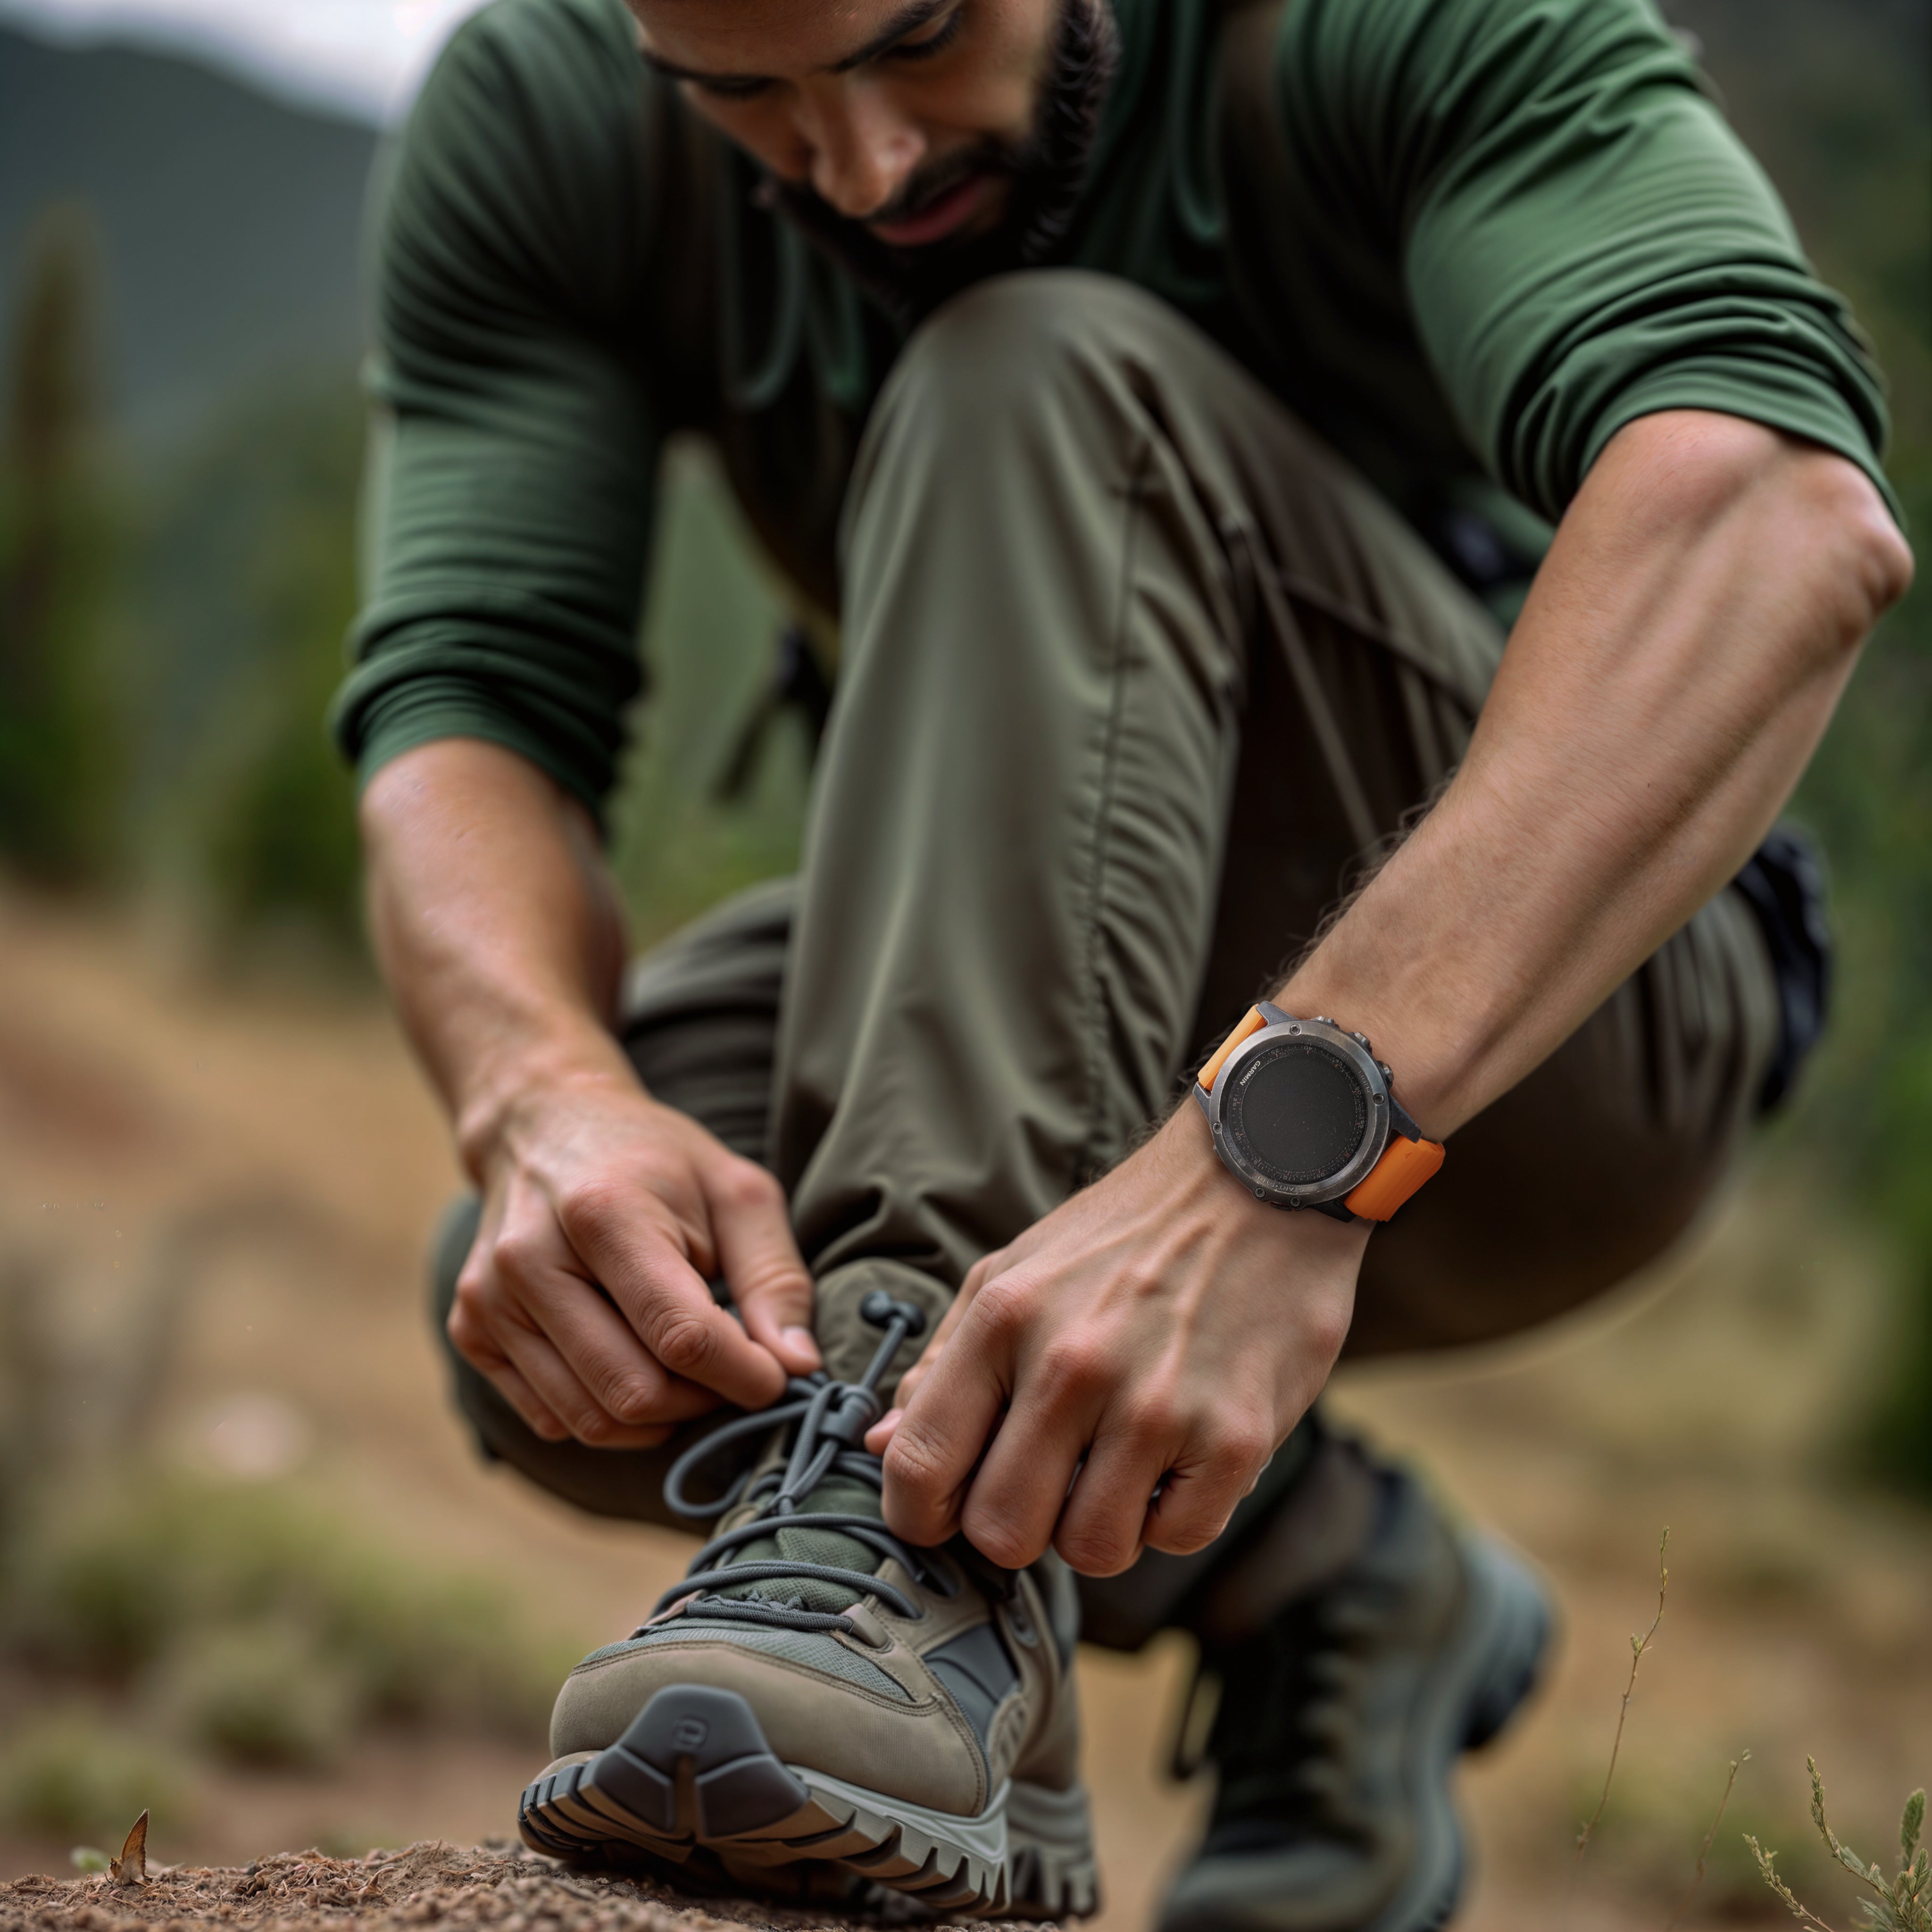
left=1052, top=1429, right=1174, bottom=1577
left=1140, top=1426, right=1271, bottom=1558
left=566, top=1195, right=790, bottom=1411
left=703, top=1155, right=820, bottom=1376
left=497, top=1312, right=682, bottom=1449
left=489, top=1360, right=574, bottom=1443
left=450, top=1254, right=571, bottom=1442
left=454, top=1305, right=573, bottom=1443
left=956, top=1360, right=1103, bottom=1570
left=522, top=1265, right=726, bottom=1429
left=880, top=1273, right=1024, bottom=1547
left=487, top=1182, right=724, bottom=1429
left=868, top=1255, right=991, bottom=1445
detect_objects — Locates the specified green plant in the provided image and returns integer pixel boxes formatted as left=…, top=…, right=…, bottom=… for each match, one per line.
left=1751, top=1762, right=1930, bottom=1931
left=6, top=1477, right=572, bottom=1749
left=152, top=1619, right=356, bottom=1770
left=0, top=1710, right=185, bottom=1841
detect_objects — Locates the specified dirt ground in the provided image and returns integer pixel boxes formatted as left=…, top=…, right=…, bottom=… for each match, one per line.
left=0, top=1840, right=1055, bottom=1932
left=2, top=887, right=1928, bottom=1931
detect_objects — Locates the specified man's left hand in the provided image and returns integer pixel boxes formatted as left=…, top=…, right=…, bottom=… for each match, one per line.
left=865, top=1110, right=1366, bottom=1575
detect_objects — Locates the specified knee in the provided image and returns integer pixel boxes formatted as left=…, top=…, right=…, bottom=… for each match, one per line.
left=876, top=269, right=1177, bottom=442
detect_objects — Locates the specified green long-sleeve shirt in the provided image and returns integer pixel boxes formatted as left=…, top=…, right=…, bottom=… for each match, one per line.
left=333, top=0, right=1893, bottom=816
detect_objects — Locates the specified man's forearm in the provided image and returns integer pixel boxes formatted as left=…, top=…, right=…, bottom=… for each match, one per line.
left=1279, top=411, right=1911, bottom=1140
left=360, top=737, right=634, bottom=1176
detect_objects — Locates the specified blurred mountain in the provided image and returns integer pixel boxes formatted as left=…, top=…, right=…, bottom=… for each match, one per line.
left=0, top=23, right=376, bottom=449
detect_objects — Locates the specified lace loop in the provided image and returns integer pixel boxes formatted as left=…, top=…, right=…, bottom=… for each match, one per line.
left=648, top=1295, right=937, bottom=1635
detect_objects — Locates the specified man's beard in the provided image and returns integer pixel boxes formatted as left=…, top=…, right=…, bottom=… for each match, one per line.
left=769, top=0, right=1120, bottom=326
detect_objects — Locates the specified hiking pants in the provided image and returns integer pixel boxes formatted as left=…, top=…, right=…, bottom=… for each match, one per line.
left=432, top=272, right=1780, bottom=1645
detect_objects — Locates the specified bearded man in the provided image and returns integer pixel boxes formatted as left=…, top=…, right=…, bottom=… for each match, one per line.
left=333, top=0, right=1911, bottom=1923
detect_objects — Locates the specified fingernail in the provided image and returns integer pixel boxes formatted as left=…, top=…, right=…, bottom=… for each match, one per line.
left=781, top=1324, right=820, bottom=1359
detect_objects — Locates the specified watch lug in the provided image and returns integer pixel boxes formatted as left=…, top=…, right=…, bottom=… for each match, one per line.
left=1191, top=1081, right=1213, bottom=1122
left=1313, top=1197, right=1359, bottom=1224
left=1256, top=999, right=1295, bottom=1026
left=1387, top=1092, right=1425, bottom=1142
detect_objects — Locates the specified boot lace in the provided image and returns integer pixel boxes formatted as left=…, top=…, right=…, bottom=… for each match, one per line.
left=642, top=1292, right=959, bottom=1638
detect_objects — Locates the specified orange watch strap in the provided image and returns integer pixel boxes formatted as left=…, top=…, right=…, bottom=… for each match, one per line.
left=1344, top=1133, right=1445, bottom=1221
left=1199, top=1006, right=1445, bottom=1221
left=1197, top=1006, right=1268, bottom=1094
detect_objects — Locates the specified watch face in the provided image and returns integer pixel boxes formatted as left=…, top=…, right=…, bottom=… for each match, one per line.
left=1224, top=1039, right=1372, bottom=1189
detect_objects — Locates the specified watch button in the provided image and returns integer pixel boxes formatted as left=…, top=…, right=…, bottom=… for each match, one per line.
left=1377, top=1062, right=1393, bottom=1083
left=1350, top=1031, right=1371, bottom=1049
left=1312, top=1015, right=1335, bottom=1026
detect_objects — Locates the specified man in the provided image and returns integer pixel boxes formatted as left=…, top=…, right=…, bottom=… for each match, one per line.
left=334, top=0, right=1910, bottom=1922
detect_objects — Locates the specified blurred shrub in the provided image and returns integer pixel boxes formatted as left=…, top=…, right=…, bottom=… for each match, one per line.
left=152, top=1620, right=355, bottom=1770
left=1750, top=1765, right=1930, bottom=1932
left=1567, top=1757, right=1841, bottom=1922
left=6, top=1478, right=572, bottom=1762
left=0, top=208, right=124, bottom=885
left=0, top=1709, right=186, bottom=1842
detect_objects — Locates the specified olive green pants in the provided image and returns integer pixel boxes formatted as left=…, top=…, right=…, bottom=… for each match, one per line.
left=436, top=272, right=1779, bottom=1644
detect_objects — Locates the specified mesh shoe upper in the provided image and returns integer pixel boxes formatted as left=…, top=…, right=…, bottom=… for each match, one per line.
left=547, top=1296, right=1083, bottom=1820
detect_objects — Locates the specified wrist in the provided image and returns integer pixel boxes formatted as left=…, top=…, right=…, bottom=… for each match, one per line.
left=453, top=1012, right=644, bottom=1182
left=1170, top=1112, right=1376, bottom=1295
left=1156, top=1101, right=1374, bottom=1245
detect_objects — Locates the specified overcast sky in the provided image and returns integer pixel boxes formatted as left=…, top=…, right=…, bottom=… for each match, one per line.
left=0, top=0, right=488, bottom=119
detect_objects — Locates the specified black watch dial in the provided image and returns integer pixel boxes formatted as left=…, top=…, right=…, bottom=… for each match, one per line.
left=1223, top=1039, right=1372, bottom=1189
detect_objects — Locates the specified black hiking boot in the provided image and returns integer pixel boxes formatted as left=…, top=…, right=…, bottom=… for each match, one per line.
left=1158, top=1435, right=1553, bottom=1932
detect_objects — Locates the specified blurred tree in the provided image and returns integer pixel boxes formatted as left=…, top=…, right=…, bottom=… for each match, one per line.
left=196, top=390, right=364, bottom=952
left=0, top=206, right=123, bottom=883
left=1725, top=0, right=1932, bottom=1488
left=129, top=377, right=365, bottom=955
left=1667, top=0, right=1932, bottom=1485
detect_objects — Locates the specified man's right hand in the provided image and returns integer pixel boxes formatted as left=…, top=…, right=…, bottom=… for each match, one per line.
left=358, top=739, right=820, bottom=1450
left=453, top=1073, right=822, bottom=1446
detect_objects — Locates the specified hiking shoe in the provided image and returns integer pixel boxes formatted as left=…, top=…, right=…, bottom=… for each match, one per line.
left=517, top=1293, right=1096, bottom=1917
left=1158, top=1444, right=1553, bottom=1932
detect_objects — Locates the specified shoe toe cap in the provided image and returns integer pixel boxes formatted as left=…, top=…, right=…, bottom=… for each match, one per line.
left=550, top=1626, right=990, bottom=1818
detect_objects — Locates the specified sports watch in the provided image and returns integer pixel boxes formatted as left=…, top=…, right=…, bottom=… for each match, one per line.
left=1193, top=1003, right=1445, bottom=1222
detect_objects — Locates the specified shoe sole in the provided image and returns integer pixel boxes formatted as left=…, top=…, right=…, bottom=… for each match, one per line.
left=517, top=1682, right=1099, bottom=1918
left=1363, top=1533, right=1555, bottom=1932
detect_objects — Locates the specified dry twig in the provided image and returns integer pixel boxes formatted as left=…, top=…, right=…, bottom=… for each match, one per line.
left=1667, top=1750, right=1749, bottom=1930
left=1565, top=1529, right=1669, bottom=1928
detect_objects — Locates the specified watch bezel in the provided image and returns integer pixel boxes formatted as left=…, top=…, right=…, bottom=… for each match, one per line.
left=1199, top=1008, right=1392, bottom=1208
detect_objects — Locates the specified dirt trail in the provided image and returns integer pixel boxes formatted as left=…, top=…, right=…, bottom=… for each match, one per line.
left=2, top=888, right=1928, bottom=1930
left=0, top=1841, right=1049, bottom=1932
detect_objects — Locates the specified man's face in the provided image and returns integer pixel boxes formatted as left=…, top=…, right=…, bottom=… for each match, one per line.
left=628, top=0, right=1068, bottom=250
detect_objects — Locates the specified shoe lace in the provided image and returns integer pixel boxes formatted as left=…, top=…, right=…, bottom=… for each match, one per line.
left=642, top=1293, right=959, bottom=1638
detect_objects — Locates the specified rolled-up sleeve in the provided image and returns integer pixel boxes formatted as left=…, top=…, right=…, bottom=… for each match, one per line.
left=1279, top=0, right=1895, bottom=527
left=330, top=0, right=659, bottom=819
